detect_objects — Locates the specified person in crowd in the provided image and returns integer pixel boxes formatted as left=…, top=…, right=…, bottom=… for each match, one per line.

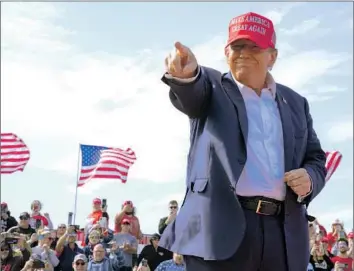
left=113, top=218, right=138, bottom=271
left=85, top=198, right=109, bottom=234
left=84, top=224, right=113, bottom=251
left=321, top=237, right=335, bottom=258
left=31, top=229, right=59, bottom=269
left=309, top=222, right=317, bottom=247
left=72, top=254, right=88, bottom=271
left=115, top=201, right=142, bottom=239
left=21, top=253, right=55, bottom=271
left=136, top=233, right=172, bottom=271
left=0, top=239, right=27, bottom=271
left=29, top=200, right=53, bottom=230
left=8, top=212, right=38, bottom=248
left=0, top=203, right=18, bottom=232
left=115, top=201, right=142, bottom=268
left=87, top=243, right=124, bottom=270
left=51, top=224, right=66, bottom=250
left=15, top=234, right=32, bottom=262
left=347, top=231, right=353, bottom=258
left=56, top=225, right=84, bottom=271
left=331, top=238, right=354, bottom=271
left=161, top=10, right=326, bottom=271
left=158, top=200, right=178, bottom=235
left=155, top=253, right=185, bottom=271
left=309, top=241, right=334, bottom=270
left=82, top=230, right=102, bottom=259
left=327, top=219, right=347, bottom=252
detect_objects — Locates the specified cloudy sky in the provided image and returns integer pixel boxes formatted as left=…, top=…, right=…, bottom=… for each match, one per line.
left=1, top=2, right=353, bottom=233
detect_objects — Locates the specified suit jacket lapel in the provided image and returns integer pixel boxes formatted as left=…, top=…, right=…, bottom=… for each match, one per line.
left=222, top=72, right=248, bottom=146
left=276, top=88, right=294, bottom=172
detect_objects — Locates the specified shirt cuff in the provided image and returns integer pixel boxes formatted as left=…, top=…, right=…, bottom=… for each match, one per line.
left=164, top=66, right=200, bottom=83
left=297, top=175, right=313, bottom=203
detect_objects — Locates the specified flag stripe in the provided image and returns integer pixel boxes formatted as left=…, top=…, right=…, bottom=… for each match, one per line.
left=78, top=144, right=136, bottom=187
left=1, top=133, right=30, bottom=174
left=325, top=151, right=342, bottom=182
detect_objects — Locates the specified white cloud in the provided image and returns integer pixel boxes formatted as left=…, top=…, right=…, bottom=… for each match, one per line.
left=280, top=19, right=321, bottom=36
left=2, top=2, right=350, bottom=190
left=310, top=207, right=353, bottom=232
left=327, top=120, right=353, bottom=143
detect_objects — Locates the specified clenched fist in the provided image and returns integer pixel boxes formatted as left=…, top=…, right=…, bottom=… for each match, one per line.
left=165, top=42, right=198, bottom=79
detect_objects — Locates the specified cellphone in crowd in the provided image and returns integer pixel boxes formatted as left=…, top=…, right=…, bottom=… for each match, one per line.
left=32, top=259, right=45, bottom=269
left=99, top=217, right=107, bottom=228
left=68, top=212, right=73, bottom=226
left=35, top=219, right=42, bottom=229
left=339, top=230, right=346, bottom=239
left=102, top=199, right=107, bottom=209
left=5, top=237, right=18, bottom=245
left=141, top=259, right=148, bottom=267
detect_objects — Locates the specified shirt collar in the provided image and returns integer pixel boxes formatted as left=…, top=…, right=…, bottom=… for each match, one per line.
left=230, top=72, right=277, bottom=99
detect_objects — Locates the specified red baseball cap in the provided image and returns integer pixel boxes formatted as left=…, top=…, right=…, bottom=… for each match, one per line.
left=348, top=232, right=354, bottom=239
left=1, top=202, right=7, bottom=208
left=121, top=219, right=130, bottom=225
left=123, top=200, right=133, bottom=207
left=321, top=237, right=328, bottom=243
left=92, top=198, right=101, bottom=205
left=226, top=12, right=276, bottom=49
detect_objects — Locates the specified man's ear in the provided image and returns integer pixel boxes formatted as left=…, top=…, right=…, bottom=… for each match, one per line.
left=269, top=49, right=278, bottom=67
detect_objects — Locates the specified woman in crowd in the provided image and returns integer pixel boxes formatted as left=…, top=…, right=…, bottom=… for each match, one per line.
left=82, top=230, right=102, bottom=260
left=29, top=201, right=53, bottom=230
left=309, top=242, right=334, bottom=270
left=0, top=239, right=27, bottom=271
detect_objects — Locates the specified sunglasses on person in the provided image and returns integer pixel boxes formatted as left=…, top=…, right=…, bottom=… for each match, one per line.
left=75, top=261, right=86, bottom=266
left=122, top=222, right=130, bottom=225
left=169, top=206, right=178, bottom=209
left=19, top=216, right=29, bottom=220
left=1, top=248, right=9, bottom=252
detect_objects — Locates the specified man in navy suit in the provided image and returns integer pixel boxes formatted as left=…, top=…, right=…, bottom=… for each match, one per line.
left=159, top=12, right=327, bottom=271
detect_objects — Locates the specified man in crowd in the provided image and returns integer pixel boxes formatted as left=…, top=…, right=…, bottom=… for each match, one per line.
left=8, top=212, right=37, bottom=248
left=56, top=225, right=84, bottom=271
left=155, top=253, right=185, bottom=271
left=114, top=218, right=138, bottom=271
left=136, top=233, right=172, bottom=271
left=85, top=198, right=109, bottom=232
left=87, top=243, right=125, bottom=270
left=72, top=254, right=88, bottom=271
left=331, top=238, right=353, bottom=271
left=51, top=223, right=67, bottom=250
left=0, top=202, right=18, bottom=232
left=161, top=11, right=326, bottom=271
left=31, top=229, right=59, bottom=269
left=158, top=200, right=178, bottom=235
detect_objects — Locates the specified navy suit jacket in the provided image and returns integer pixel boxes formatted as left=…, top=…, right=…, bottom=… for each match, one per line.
left=159, top=66, right=327, bottom=270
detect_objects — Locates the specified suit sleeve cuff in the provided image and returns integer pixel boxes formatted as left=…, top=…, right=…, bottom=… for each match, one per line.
left=164, top=66, right=200, bottom=83
left=297, top=175, right=313, bottom=203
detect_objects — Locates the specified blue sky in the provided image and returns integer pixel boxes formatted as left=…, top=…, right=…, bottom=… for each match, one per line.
left=1, top=2, right=353, bottom=233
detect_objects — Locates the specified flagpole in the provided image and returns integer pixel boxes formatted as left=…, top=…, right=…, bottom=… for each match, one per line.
left=73, top=144, right=81, bottom=224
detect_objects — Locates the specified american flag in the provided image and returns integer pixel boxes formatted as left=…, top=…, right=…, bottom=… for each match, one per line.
left=325, top=151, right=342, bottom=182
left=78, top=144, right=136, bottom=187
left=1, top=133, right=30, bottom=174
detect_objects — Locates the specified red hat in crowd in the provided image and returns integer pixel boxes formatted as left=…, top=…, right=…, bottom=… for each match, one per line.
left=321, top=237, right=329, bottom=243
left=1, top=202, right=7, bottom=208
left=123, top=200, right=133, bottom=207
left=93, top=198, right=101, bottom=205
left=226, top=12, right=276, bottom=49
left=121, top=218, right=131, bottom=225
left=348, top=232, right=354, bottom=239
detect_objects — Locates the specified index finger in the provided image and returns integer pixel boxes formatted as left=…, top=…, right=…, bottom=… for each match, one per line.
left=174, top=42, right=188, bottom=57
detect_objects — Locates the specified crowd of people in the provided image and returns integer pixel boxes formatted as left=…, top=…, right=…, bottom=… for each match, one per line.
left=0, top=198, right=352, bottom=271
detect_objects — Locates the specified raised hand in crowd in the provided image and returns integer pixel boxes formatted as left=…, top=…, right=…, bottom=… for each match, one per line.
left=158, top=200, right=179, bottom=235
left=165, top=42, right=198, bottom=79
left=30, top=200, right=53, bottom=230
